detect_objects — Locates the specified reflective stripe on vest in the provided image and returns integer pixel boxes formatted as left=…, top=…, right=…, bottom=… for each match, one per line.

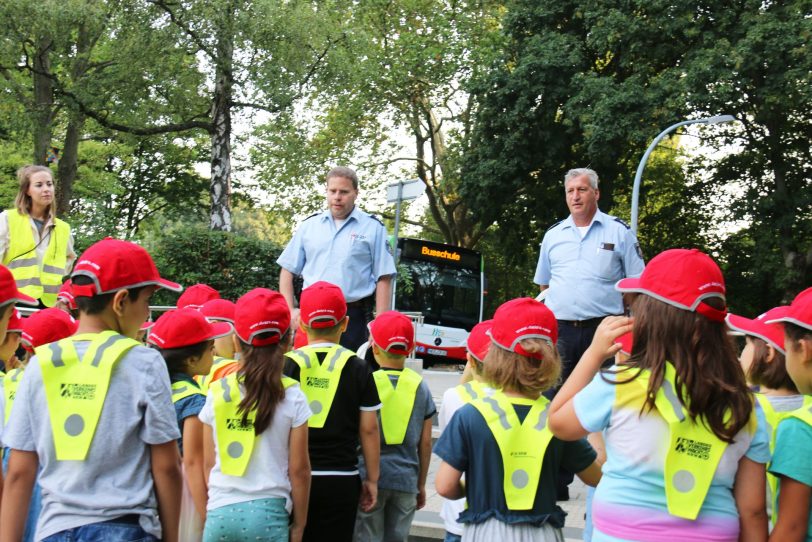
left=470, top=391, right=554, bottom=510
left=284, top=345, right=354, bottom=428
left=212, top=372, right=298, bottom=476
left=456, top=381, right=486, bottom=404
left=4, top=209, right=70, bottom=307
left=196, top=357, right=237, bottom=392
left=373, top=368, right=423, bottom=445
left=3, top=367, right=25, bottom=423
left=37, top=331, right=140, bottom=460
left=637, top=362, right=731, bottom=520
left=171, top=380, right=206, bottom=404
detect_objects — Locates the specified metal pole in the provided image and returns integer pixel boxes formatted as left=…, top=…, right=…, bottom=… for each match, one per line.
left=391, top=180, right=404, bottom=309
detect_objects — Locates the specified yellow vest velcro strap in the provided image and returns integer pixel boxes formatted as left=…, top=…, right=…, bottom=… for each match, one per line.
left=374, top=368, right=423, bottom=445
left=171, top=380, right=206, bottom=403
left=38, top=331, right=140, bottom=461
left=284, top=345, right=354, bottom=428
left=3, top=367, right=25, bottom=423
left=471, top=392, right=554, bottom=510
left=639, top=363, right=729, bottom=520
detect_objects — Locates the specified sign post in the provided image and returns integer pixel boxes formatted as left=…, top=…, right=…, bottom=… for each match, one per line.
left=386, top=178, right=426, bottom=308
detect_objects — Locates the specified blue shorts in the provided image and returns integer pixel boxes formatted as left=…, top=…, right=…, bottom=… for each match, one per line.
left=41, top=516, right=156, bottom=542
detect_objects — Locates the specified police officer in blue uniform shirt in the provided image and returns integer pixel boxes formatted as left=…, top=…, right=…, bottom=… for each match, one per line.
left=278, top=166, right=397, bottom=351
left=534, top=167, right=645, bottom=499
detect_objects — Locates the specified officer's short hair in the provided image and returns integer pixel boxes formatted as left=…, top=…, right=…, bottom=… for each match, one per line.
left=326, top=166, right=359, bottom=190
left=564, top=168, right=599, bottom=190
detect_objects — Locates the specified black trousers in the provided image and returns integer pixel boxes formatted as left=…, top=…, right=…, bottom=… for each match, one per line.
left=303, top=474, right=362, bottom=542
left=340, top=299, right=374, bottom=352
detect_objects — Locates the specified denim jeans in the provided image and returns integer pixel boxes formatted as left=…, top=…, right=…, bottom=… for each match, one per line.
left=41, top=518, right=156, bottom=542
left=444, top=532, right=463, bottom=542
left=354, top=488, right=417, bottom=542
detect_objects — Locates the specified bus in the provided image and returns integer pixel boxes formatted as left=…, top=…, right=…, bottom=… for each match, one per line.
left=393, top=238, right=484, bottom=366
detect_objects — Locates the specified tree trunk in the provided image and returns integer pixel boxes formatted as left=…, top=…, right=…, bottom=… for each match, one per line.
left=55, top=114, right=84, bottom=217
left=31, top=36, right=54, bottom=165
left=209, top=11, right=234, bottom=232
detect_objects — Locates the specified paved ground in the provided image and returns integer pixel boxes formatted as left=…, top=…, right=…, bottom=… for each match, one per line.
left=408, top=366, right=588, bottom=541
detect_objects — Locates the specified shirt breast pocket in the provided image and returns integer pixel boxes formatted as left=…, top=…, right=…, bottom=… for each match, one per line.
left=350, top=235, right=371, bottom=258
left=596, top=245, right=620, bottom=281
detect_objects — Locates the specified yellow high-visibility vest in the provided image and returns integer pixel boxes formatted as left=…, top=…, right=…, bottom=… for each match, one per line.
left=455, top=380, right=488, bottom=403
left=4, top=209, right=70, bottom=307
left=171, top=379, right=206, bottom=403
left=211, top=372, right=297, bottom=476
left=284, top=345, right=355, bottom=428
left=373, top=368, right=423, bottom=445
left=470, top=391, right=554, bottom=510
left=636, top=362, right=737, bottom=520
left=3, top=367, right=25, bottom=423
left=196, top=356, right=237, bottom=391
left=37, top=331, right=140, bottom=460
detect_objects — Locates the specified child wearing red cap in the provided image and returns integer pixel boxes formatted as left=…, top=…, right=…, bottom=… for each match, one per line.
left=282, top=281, right=381, bottom=542
left=177, top=283, right=221, bottom=310
left=437, top=319, right=495, bottom=542
left=197, top=299, right=241, bottom=391
left=549, top=249, right=770, bottom=542
left=765, top=287, right=812, bottom=541
left=199, top=288, right=311, bottom=542
left=149, top=307, right=233, bottom=529
left=435, top=298, right=601, bottom=542
left=354, top=311, right=436, bottom=542
left=0, top=238, right=183, bottom=542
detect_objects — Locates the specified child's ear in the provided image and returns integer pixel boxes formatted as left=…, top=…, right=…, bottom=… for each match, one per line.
left=801, top=337, right=812, bottom=365
left=765, top=345, right=776, bottom=363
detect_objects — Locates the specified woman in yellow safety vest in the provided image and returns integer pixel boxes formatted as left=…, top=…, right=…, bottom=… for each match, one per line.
left=0, top=165, right=75, bottom=307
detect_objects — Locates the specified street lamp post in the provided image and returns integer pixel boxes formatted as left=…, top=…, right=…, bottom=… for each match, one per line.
left=630, top=114, right=737, bottom=235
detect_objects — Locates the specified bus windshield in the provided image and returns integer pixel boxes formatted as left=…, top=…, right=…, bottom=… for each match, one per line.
left=396, top=258, right=480, bottom=331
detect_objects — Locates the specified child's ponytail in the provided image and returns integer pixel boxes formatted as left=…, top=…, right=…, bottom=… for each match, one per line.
left=237, top=330, right=288, bottom=435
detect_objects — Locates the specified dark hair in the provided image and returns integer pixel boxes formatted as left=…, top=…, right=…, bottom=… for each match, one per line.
left=305, top=319, right=345, bottom=339
left=785, top=322, right=812, bottom=344
left=154, top=340, right=213, bottom=374
left=237, top=331, right=289, bottom=435
left=745, top=337, right=798, bottom=392
left=72, top=275, right=149, bottom=315
left=611, top=295, right=753, bottom=443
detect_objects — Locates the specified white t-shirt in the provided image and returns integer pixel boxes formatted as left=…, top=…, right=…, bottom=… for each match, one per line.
left=199, top=383, right=311, bottom=513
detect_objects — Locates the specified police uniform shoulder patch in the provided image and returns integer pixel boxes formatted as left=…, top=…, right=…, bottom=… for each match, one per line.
left=302, top=212, right=320, bottom=222
left=545, top=219, right=564, bottom=232
left=613, top=217, right=631, bottom=229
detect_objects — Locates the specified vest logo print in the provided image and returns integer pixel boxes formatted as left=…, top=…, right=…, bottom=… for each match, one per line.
left=306, top=376, right=330, bottom=390
left=60, top=383, right=96, bottom=400
left=225, top=417, right=254, bottom=431
left=674, top=437, right=711, bottom=460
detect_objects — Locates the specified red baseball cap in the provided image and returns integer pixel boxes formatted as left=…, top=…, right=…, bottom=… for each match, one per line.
left=6, top=309, right=24, bottom=333
left=300, top=281, right=347, bottom=329
left=0, top=264, right=37, bottom=306
left=726, top=307, right=787, bottom=354
left=467, top=319, right=494, bottom=363
left=140, top=319, right=155, bottom=331
left=71, top=238, right=182, bottom=296
left=148, top=307, right=232, bottom=349
left=766, top=287, right=812, bottom=332
left=21, top=307, right=78, bottom=351
left=616, top=332, right=634, bottom=357
left=177, top=284, right=221, bottom=309
left=200, top=298, right=236, bottom=323
left=57, top=280, right=77, bottom=310
left=235, top=288, right=291, bottom=346
left=488, top=298, right=558, bottom=361
left=616, top=248, right=727, bottom=322
left=369, top=311, right=414, bottom=356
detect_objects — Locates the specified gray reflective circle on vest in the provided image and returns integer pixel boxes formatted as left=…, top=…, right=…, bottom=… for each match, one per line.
left=673, top=470, right=695, bottom=493
left=511, top=469, right=529, bottom=489
left=310, top=400, right=323, bottom=414
left=227, top=441, right=243, bottom=459
left=64, top=414, right=84, bottom=437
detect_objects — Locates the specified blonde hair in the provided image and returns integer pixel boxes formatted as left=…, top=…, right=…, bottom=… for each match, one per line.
left=15, top=165, right=55, bottom=218
left=483, top=338, right=562, bottom=396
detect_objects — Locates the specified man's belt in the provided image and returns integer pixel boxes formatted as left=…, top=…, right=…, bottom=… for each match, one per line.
left=347, top=295, right=375, bottom=309
left=557, top=317, right=607, bottom=328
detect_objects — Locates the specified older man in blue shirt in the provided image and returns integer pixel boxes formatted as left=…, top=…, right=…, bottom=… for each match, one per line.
left=278, top=166, right=397, bottom=351
left=534, top=167, right=644, bottom=500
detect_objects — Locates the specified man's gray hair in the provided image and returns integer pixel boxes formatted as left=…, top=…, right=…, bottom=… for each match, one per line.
left=326, top=166, right=359, bottom=190
left=564, top=168, right=599, bottom=190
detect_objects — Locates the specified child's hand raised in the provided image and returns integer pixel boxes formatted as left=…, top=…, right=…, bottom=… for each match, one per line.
left=586, top=316, right=634, bottom=362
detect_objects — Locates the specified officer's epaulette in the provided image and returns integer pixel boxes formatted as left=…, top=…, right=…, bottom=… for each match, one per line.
left=545, top=219, right=564, bottom=232
left=302, top=212, right=320, bottom=222
left=613, top=217, right=631, bottom=229
left=369, top=214, right=384, bottom=226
